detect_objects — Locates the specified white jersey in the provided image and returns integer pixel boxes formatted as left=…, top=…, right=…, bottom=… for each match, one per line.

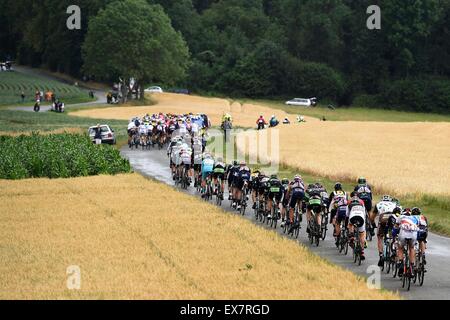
left=139, top=125, right=147, bottom=135
left=191, top=123, right=199, bottom=134
left=180, top=151, right=192, bottom=165
left=128, top=122, right=136, bottom=130
left=376, top=201, right=397, bottom=214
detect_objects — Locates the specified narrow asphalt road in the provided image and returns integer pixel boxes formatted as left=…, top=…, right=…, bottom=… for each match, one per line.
left=121, top=145, right=450, bottom=300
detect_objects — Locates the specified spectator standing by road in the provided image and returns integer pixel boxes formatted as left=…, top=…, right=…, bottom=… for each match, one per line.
left=94, top=124, right=102, bottom=145
left=20, top=91, right=25, bottom=103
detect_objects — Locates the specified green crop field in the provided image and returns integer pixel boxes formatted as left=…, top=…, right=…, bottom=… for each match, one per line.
left=0, top=71, right=94, bottom=106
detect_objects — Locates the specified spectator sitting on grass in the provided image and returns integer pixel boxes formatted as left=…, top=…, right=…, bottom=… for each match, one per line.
left=269, top=115, right=279, bottom=127
left=296, top=115, right=306, bottom=123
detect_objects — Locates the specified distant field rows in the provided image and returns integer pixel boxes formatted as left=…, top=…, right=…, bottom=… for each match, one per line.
left=0, top=174, right=397, bottom=299
left=0, top=71, right=90, bottom=105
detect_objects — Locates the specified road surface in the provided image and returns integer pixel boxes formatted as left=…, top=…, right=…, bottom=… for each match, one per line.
left=120, top=145, right=450, bottom=300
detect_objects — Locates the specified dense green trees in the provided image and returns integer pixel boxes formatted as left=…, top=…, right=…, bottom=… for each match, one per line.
left=1, top=0, right=449, bottom=112
left=82, top=0, right=189, bottom=98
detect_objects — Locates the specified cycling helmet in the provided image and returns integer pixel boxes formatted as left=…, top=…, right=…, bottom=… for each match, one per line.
left=315, top=182, right=323, bottom=188
left=402, top=208, right=411, bottom=216
left=358, top=177, right=366, bottom=184
left=240, top=160, right=246, bottom=166
left=350, top=191, right=358, bottom=198
left=270, top=174, right=277, bottom=179
left=393, top=206, right=402, bottom=216
left=307, top=183, right=315, bottom=189
left=232, top=160, right=238, bottom=166
left=411, top=207, right=422, bottom=216
left=381, top=195, right=393, bottom=202
left=282, top=178, right=289, bottom=185
left=334, top=182, right=342, bottom=191
left=217, top=157, right=223, bottom=162
left=294, top=175, right=302, bottom=182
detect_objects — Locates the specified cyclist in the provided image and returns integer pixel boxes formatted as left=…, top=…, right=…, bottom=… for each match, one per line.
left=305, top=183, right=326, bottom=234
left=354, top=177, right=374, bottom=236
left=280, top=178, right=291, bottom=228
left=256, top=172, right=270, bottom=213
left=348, top=192, right=367, bottom=260
left=192, top=140, right=203, bottom=187
left=250, top=169, right=261, bottom=210
left=179, top=146, right=193, bottom=185
left=393, top=208, right=422, bottom=277
left=329, top=183, right=345, bottom=222
left=212, top=157, right=226, bottom=197
left=286, top=175, right=305, bottom=232
left=328, top=183, right=349, bottom=247
left=372, top=195, right=398, bottom=267
left=266, top=174, right=283, bottom=220
left=138, top=121, right=148, bottom=145
left=235, top=161, right=251, bottom=211
left=127, top=118, right=137, bottom=145
left=412, top=207, right=428, bottom=266
left=227, top=161, right=241, bottom=206
left=200, top=153, right=215, bottom=197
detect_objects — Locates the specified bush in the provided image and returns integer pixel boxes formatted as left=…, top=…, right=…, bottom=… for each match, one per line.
left=282, top=58, right=346, bottom=102
left=379, top=78, right=450, bottom=114
left=0, top=133, right=131, bottom=179
left=352, top=94, right=380, bottom=108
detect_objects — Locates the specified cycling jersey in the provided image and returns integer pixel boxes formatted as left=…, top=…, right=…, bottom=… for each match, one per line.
left=180, top=151, right=192, bottom=165
left=396, top=215, right=421, bottom=232
left=238, top=166, right=251, bottom=181
left=268, top=178, right=282, bottom=194
left=139, top=125, right=147, bottom=135
left=213, top=162, right=226, bottom=174
left=354, top=184, right=372, bottom=200
left=201, top=158, right=214, bottom=175
left=128, top=122, right=136, bottom=130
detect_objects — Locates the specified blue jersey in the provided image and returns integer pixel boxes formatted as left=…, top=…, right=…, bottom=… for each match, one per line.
left=201, top=158, right=214, bottom=174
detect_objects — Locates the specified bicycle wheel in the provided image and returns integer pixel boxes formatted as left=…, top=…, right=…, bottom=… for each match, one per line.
left=385, top=245, right=391, bottom=273
left=321, top=224, right=327, bottom=241
left=240, top=199, right=246, bottom=216
left=407, top=274, right=411, bottom=291
left=418, top=265, right=425, bottom=286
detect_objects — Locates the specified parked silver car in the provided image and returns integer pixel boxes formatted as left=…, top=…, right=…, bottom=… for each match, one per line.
left=88, top=125, right=116, bottom=145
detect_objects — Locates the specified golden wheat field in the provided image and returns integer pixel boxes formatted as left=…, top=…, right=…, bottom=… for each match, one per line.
left=71, top=93, right=313, bottom=127
left=72, top=93, right=449, bottom=197
left=0, top=174, right=397, bottom=300
left=237, top=121, right=450, bottom=197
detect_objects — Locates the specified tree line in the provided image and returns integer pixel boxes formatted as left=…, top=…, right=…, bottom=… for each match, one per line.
left=1, top=0, right=449, bottom=113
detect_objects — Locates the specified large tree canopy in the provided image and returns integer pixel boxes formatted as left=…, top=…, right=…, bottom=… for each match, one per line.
left=82, top=0, right=190, bottom=94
